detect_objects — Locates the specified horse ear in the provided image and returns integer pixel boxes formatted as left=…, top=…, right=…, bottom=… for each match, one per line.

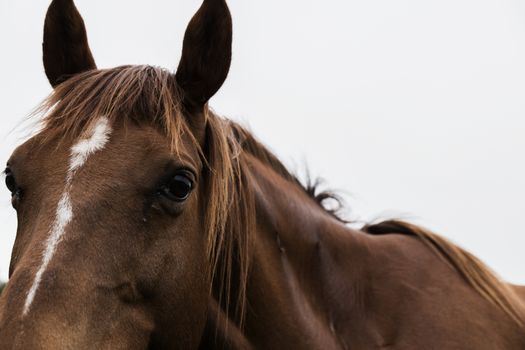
left=43, top=0, right=97, bottom=87
left=175, top=0, right=232, bottom=111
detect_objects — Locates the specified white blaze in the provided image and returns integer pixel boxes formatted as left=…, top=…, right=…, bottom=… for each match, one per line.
left=23, top=117, right=112, bottom=315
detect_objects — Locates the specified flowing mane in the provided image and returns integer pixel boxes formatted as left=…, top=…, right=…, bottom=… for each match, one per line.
left=36, top=65, right=343, bottom=218
left=34, top=64, right=523, bottom=328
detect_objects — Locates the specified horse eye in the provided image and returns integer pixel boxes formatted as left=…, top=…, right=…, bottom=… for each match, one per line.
left=161, top=174, right=193, bottom=202
left=5, top=169, right=17, bottom=194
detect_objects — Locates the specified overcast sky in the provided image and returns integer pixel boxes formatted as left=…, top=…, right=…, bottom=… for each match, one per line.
left=0, top=0, right=524, bottom=284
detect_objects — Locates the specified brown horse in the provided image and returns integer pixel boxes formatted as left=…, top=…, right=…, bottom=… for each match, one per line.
left=0, top=0, right=524, bottom=348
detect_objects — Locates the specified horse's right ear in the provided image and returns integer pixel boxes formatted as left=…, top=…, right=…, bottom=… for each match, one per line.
left=43, top=0, right=97, bottom=87
left=175, top=0, right=232, bottom=112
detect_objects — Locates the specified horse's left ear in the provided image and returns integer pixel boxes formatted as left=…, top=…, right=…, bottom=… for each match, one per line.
left=43, top=0, right=97, bottom=87
left=175, top=0, right=232, bottom=112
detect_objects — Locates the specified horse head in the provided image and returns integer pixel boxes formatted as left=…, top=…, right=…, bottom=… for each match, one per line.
left=0, top=0, right=238, bottom=348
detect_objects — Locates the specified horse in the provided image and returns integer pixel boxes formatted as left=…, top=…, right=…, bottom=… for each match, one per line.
left=0, top=0, right=524, bottom=348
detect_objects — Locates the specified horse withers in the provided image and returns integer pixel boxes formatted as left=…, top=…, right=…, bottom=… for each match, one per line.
left=0, top=0, right=524, bottom=349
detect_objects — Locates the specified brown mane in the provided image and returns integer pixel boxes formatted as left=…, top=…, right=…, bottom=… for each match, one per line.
left=36, top=65, right=343, bottom=219
left=228, top=122, right=347, bottom=221
left=34, top=64, right=523, bottom=328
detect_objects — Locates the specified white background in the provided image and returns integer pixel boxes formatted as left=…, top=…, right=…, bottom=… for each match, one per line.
left=0, top=0, right=524, bottom=283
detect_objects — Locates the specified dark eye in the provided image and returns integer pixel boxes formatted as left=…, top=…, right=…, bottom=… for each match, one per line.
left=160, top=173, right=193, bottom=202
left=5, top=168, right=17, bottom=194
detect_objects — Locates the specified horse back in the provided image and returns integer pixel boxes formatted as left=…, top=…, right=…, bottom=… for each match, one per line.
left=511, top=284, right=525, bottom=304
left=358, top=232, right=525, bottom=349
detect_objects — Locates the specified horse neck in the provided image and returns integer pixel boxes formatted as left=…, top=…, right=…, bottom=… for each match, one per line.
left=240, top=153, right=371, bottom=347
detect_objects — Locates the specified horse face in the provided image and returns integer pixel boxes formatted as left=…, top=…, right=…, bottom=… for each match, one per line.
left=1, top=120, right=208, bottom=348
left=0, top=0, right=233, bottom=348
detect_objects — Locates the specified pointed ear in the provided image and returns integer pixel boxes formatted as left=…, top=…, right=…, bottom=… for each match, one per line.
left=43, top=0, right=97, bottom=87
left=175, top=0, right=232, bottom=111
